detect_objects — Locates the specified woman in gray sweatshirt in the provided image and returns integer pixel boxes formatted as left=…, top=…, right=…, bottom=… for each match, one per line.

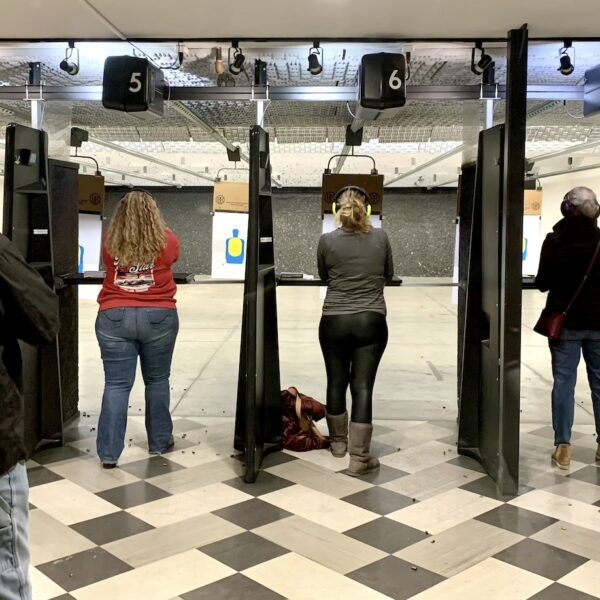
left=317, top=187, right=394, bottom=476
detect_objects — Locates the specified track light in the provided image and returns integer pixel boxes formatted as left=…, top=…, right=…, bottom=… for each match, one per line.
left=214, top=47, right=225, bottom=75
left=470, top=41, right=493, bottom=76
left=558, top=40, right=575, bottom=76
left=177, top=43, right=189, bottom=66
left=229, top=43, right=245, bottom=75
left=404, top=45, right=413, bottom=80
left=59, top=41, right=79, bottom=76
left=307, top=42, right=322, bottom=76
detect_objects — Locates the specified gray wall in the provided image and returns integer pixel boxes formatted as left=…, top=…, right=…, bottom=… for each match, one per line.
left=105, top=188, right=456, bottom=277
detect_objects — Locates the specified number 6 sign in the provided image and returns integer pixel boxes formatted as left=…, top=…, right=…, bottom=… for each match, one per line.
left=388, top=69, right=403, bottom=90
left=358, top=53, right=407, bottom=111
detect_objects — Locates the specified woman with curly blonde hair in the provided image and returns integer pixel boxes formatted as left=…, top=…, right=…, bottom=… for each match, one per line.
left=96, top=190, right=180, bottom=468
left=317, top=187, right=394, bottom=476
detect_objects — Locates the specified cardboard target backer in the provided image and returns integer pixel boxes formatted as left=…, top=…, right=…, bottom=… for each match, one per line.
left=524, top=190, right=542, bottom=215
left=321, top=173, right=384, bottom=215
left=213, top=182, right=249, bottom=213
left=522, top=190, right=543, bottom=276
left=78, top=174, right=105, bottom=214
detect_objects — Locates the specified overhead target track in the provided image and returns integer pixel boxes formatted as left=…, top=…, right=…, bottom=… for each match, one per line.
left=0, top=84, right=584, bottom=102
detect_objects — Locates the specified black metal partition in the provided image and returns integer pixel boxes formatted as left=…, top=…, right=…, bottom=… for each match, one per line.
left=48, top=159, right=80, bottom=423
left=458, top=26, right=528, bottom=495
left=3, top=123, right=64, bottom=452
left=234, top=126, right=282, bottom=483
left=458, top=127, right=514, bottom=493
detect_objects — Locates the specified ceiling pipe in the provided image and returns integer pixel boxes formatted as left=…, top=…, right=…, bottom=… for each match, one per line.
left=170, top=101, right=282, bottom=187
left=528, top=139, right=600, bottom=163
left=171, top=101, right=250, bottom=162
left=427, top=161, right=600, bottom=190
left=427, top=178, right=458, bottom=189
left=86, top=136, right=216, bottom=183
left=384, top=144, right=463, bottom=186
left=527, top=162, right=600, bottom=181
left=360, top=76, right=548, bottom=186
left=73, top=159, right=180, bottom=187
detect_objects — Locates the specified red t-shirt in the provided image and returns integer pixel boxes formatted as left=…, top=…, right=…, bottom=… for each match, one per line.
left=97, top=229, right=180, bottom=312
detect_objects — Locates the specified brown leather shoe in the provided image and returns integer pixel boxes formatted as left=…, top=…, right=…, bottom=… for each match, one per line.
left=552, top=443, right=571, bottom=470
left=596, top=444, right=600, bottom=462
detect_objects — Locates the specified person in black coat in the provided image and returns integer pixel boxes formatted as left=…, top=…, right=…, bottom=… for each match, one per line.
left=0, top=233, right=59, bottom=598
left=535, top=186, right=600, bottom=470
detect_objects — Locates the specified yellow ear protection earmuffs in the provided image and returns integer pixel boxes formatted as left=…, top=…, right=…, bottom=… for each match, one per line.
left=561, top=192, right=600, bottom=219
left=331, top=186, right=372, bottom=217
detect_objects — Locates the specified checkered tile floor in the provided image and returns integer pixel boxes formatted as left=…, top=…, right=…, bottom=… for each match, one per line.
left=28, top=416, right=600, bottom=600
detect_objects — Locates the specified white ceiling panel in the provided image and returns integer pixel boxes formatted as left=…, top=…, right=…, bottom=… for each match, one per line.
left=3, top=1, right=116, bottom=39
left=2, top=0, right=600, bottom=40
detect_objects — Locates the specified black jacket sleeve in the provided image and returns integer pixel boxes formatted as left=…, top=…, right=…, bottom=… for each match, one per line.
left=0, top=235, right=60, bottom=345
left=535, top=235, right=556, bottom=293
left=317, top=235, right=329, bottom=282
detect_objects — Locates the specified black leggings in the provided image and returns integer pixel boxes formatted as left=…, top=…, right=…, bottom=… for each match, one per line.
left=319, top=312, right=388, bottom=423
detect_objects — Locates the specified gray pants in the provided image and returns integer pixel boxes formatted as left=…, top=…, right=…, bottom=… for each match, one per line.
left=0, top=463, right=31, bottom=600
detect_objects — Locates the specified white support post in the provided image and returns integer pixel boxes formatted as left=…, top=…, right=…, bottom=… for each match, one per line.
left=31, top=100, right=43, bottom=130
left=485, top=99, right=494, bottom=130
left=256, top=100, right=265, bottom=127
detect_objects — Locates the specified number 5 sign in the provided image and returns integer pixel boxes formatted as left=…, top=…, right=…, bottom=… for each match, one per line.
left=102, top=56, right=164, bottom=116
left=129, top=72, right=143, bottom=93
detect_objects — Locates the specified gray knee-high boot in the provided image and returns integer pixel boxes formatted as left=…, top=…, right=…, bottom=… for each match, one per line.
left=326, top=411, right=348, bottom=457
left=347, top=422, right=379, bottom=477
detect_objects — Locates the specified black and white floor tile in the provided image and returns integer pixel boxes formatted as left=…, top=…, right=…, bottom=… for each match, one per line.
left=27, top=416, right=600, bottom=600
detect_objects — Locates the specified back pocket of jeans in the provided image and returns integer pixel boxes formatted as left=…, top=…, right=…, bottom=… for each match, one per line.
left=146, top=310, right=173, bottom=328
left=99, top=308, right=125, bottom=330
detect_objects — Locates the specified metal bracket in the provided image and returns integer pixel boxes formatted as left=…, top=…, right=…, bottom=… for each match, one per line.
left=480, top=83, right=500, bottom=101
left=24, top=84, right=44, bottom=102
left=250, top=84, right=270, bottom=102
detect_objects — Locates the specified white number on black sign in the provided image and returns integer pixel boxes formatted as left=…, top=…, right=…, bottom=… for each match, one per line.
left=129, top=72, right=142, bottom=93
left=388, top=69, right=402, bottom=90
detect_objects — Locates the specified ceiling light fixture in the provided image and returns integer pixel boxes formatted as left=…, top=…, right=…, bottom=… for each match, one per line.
left=229, top=42, right=246, bottom=75
left=308, top=42, right=323, bottom=76
left=177, top=42, right=189, bottom=66
left=59, top=41, right=79, bottom=76
left=403, top=45, right=413, bottom=80
left=470, top=41, right=493, bottom=76
left=558, top=40, right=575, bottom=76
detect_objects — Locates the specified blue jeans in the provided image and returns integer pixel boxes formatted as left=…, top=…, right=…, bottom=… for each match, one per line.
left=0, top=463, right=30, bottom=600
left=550, top=328, right=600, bottom=446
left=96, top=308, right=179, bottom=463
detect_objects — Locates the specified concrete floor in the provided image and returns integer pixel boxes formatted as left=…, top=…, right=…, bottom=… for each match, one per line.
left=78, top=279, right=597, bottom=429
